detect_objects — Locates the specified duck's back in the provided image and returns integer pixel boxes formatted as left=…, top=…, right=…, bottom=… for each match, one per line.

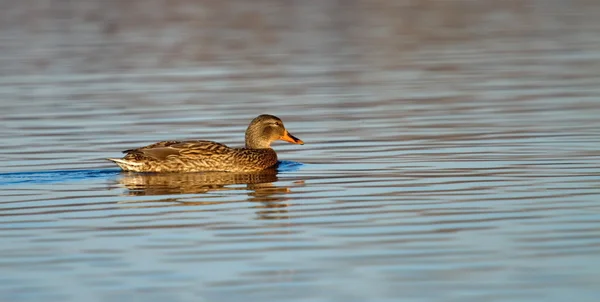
left=110, top=140, right=278, bottom=172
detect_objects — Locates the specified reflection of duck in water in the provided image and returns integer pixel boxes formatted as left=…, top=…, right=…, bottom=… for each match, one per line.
left=118, top=169, right=280, bottom=196
left=116, top=169, right=299, bottom=219
left=108, top=114, right=304, bottom=173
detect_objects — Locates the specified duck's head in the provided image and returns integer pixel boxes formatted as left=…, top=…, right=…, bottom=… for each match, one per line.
left=245, top=114, right=304, bottom=149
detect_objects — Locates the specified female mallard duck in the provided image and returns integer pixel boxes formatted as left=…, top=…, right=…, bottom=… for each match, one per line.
left=108, top=114, right=303, bottom=173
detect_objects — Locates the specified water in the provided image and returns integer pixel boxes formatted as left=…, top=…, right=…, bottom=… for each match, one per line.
left=1, top=1, right=600, bottom=301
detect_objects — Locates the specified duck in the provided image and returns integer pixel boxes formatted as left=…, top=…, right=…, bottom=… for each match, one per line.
left=107, top=114, right=304, bottom=173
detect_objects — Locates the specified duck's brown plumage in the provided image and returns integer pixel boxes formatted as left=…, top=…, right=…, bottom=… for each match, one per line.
left=107, top=114, right=303, bottom=173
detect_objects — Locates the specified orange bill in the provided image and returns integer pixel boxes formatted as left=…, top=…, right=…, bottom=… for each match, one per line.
left=280, top=130, right=304, bottom=145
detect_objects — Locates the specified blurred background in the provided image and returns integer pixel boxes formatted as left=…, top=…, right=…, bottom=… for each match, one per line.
left=1, top=1, right=600, bottom=301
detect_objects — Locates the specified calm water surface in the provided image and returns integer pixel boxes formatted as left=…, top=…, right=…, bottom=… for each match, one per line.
left=1, top=1, right=600, bottom=301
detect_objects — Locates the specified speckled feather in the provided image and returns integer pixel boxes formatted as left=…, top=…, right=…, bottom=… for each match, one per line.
left=107, top=114, right=303, bottom=173
left=116, top=140, right=278, bottom=172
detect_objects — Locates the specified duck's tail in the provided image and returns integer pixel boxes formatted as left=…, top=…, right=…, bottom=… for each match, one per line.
left=107, top=158, right=143, bottom=172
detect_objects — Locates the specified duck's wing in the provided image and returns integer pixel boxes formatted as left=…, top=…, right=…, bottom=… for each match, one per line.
left=124, top=140, right=231, bottom=161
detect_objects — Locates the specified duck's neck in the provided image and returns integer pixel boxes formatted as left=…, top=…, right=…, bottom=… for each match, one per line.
left=245, top=136, right=272, bottom=149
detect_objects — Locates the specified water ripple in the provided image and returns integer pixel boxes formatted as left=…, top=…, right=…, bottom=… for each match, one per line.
left=2, top=2, right=600, bottom=302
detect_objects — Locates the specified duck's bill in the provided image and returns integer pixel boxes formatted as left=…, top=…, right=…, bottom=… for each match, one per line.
left=280, top=130, right=304, bottom=145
